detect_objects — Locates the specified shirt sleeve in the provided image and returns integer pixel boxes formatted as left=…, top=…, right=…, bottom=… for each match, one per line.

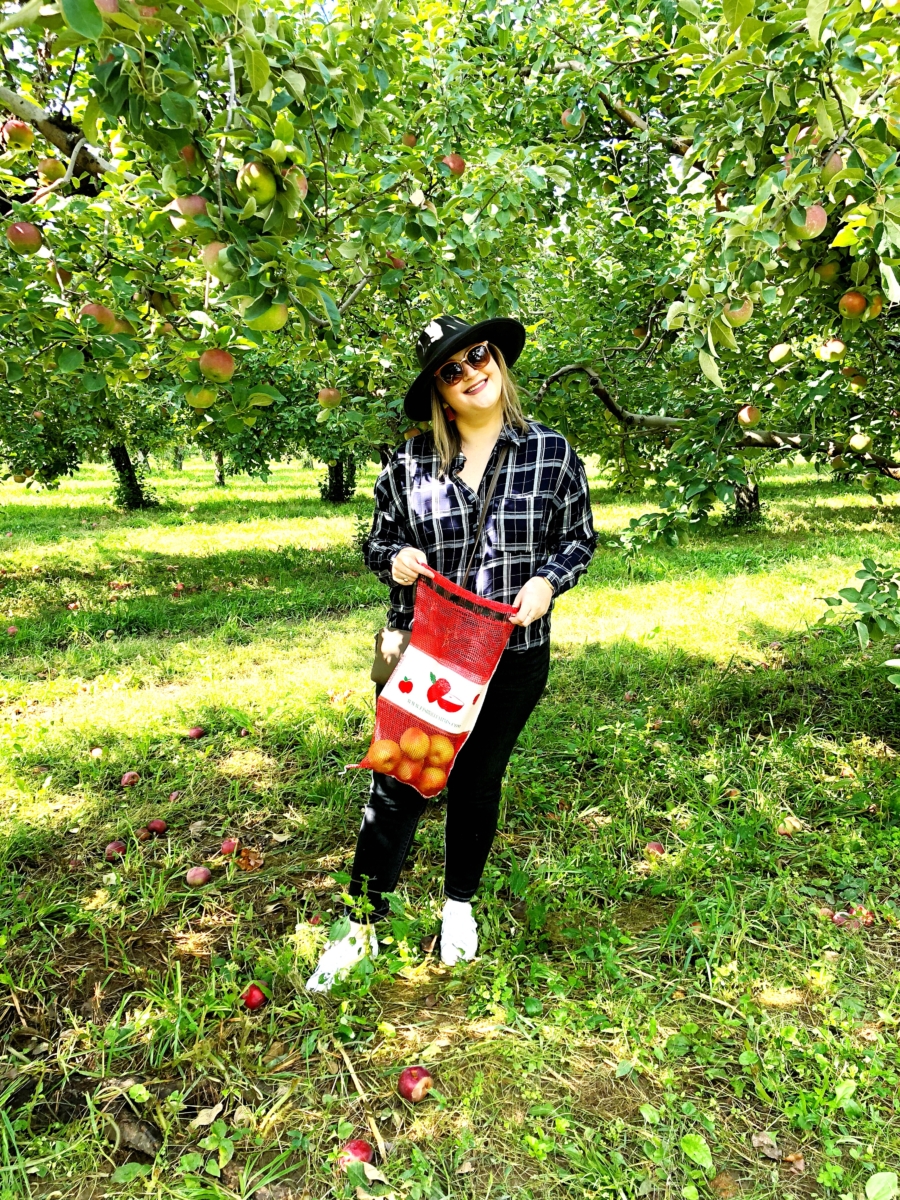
left=363, top=455, right=415, bottom=586
left=534, top=445, right=597, bottom=597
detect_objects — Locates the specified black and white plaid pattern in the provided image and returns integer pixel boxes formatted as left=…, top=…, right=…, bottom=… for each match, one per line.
left=364, top=421, right=597, bottom=651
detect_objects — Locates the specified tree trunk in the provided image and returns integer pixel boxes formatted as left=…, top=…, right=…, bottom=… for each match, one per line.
left=733, top=481, right=761, bottom=520
left=213, top=450, right=226, bottom=487
left=321, top=453, right=357, bottom=503
left=109, top=444, right=155, bottom=509
left=172, top=446, right=184, bottom=471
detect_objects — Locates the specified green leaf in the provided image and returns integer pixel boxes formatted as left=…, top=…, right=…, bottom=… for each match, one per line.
left=855, top=620, right=870, bottom=650
left=82, top=372, right=106, bottom=392
left=723, top=0, right=753, bottom=33
left=246, top=48, right=271, bottom=94
left=805, top=0, right=828, bottom=45
left=316, top=286, right=341, bottom=333
left=680, top=1133, right=713, bottom=1171
left=282, top=70, right=306, bottom=101
left=640, top=1104, right=661, bottom=1124
left=177, top=1151, right=205, bottom=1174
left=61, top=0, right=103, bottom=39
left=866, top=1174, right=899, bottom=1200
left=247, top=384, right=283, bottom=407
left=698, top=350, right=723, bottom=389
left=160, top=91, right=196, bottom=125
left=830, top=225, right=858, bottom=248
left=111, top=1163, right=152, bottom=1183
left=58, top=348, right=84, bottom=373
left=880, top=263, right=900, bottom=304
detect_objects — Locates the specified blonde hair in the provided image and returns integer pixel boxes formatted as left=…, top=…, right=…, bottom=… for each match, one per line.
left=429, top=343, right=529, bottom=475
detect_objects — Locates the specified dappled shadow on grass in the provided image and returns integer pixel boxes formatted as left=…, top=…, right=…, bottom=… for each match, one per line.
left=0, top=492, right=377, bottom=542
left=0, top=543, right=387, bottom=664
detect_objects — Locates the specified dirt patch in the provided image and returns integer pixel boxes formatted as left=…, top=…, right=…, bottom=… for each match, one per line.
left=610, top=898, right=678, bottom=934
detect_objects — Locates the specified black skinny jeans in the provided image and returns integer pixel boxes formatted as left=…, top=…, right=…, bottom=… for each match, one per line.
left=348, top=639, right=551, bottom=918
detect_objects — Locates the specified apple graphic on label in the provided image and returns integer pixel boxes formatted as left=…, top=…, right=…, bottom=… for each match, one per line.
left=427, top=674, right=451, bottom=703
left=398, top=677, right=413, bottom=694
left=427, top=673, right=464, bottom=712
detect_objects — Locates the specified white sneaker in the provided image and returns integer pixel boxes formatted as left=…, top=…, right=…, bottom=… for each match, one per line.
left=305, top=920, right=378, bottom=993
left=440, top=899, right=478, bottom=965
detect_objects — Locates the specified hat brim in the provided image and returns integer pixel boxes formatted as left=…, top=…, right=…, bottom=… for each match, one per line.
left=403, top=317, right=527, bottom=423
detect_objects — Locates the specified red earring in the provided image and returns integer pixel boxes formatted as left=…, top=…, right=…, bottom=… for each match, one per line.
left=444, top=405, right=456, bottom=422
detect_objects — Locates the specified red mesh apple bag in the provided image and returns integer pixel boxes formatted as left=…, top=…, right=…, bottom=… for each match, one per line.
left=351, top=570, right=518, bottom=798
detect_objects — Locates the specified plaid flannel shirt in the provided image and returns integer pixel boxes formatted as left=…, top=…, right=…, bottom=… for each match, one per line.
left=363, top=420, right=597, bottom=651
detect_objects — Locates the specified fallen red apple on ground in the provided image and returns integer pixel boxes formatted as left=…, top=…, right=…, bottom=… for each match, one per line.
left=221, top=837, right=239, bottom=855
left=242, top=983, right=266, bottom=1010
left=186, top=726, right=205, bottom=739
left=135, top=827, right=151, bottom=842
left=186, top=866, right=211, bottom=887
left=398, top=1065, right=434, bottom=1102
left=645, top=841, right=665, bottom=856
left=168, top=790, right=181, bottom=802
left=121, top=771, right=140, bottom=787
left=105, top=839, right=127, bottom=860
left=147, top=818, right=167, bottom=835
left=337, top=1139, right=374, bottom=1170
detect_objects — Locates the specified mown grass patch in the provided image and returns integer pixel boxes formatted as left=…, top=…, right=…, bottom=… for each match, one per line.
left=1, top=460, right=899, bottom=1200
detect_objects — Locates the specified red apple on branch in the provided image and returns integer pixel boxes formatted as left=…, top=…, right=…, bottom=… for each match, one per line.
left=6, top=222, right=42, bottom=255
left=838, top=290, right=867, bottom=319
left=737, top=404, right=761, bottom=429
left=3, top=119, right=33, bottom=149
left=236, top=161, right=277, bottom=205
left=37, top=158, right=66, bottom=183
left=722, top=297, right=753, bottom=327
left=561, top=107, right=586, bottom=130
left=441, top=153, right=466, bottom=176
left=402, top=132, right=418, bottom=147
left=786, top=204, right=827, bottom=240
left=80, top=302, right=118, bottom=333
left=317, top=387, right=342, bottom=408
left=199, top=349, right=235, bottom=383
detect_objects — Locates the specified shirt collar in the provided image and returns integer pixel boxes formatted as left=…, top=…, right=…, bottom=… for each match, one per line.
left=449, top=422, right=526, bottom=472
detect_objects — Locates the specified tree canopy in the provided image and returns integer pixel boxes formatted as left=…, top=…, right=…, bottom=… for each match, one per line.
left=0, top=0, right=897, bottom=524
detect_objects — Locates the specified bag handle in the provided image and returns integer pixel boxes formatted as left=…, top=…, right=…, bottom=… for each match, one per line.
left=462, top=442, right=509, bottom=589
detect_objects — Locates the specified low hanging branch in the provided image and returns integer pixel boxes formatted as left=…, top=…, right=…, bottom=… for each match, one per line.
left=0, top=84, right=135, bottom=182
left=534, top=363, right=900, bottom=480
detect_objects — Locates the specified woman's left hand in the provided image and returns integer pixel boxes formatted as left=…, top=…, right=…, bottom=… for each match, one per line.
left=509, top=576, right=555, bottom=627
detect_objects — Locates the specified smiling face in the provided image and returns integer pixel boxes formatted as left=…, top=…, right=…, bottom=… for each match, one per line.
left=434, top=341, right=503, bottom=417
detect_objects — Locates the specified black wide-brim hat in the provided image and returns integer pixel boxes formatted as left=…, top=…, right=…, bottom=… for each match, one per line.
left=404, top=313, right=527, bottom=422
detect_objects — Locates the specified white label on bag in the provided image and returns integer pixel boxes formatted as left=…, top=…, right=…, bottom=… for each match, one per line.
left=380, top=643, right=489, bottom=735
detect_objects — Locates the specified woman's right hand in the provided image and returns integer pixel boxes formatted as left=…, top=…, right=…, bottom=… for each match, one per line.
left=391, top=545, right=435, bottom=586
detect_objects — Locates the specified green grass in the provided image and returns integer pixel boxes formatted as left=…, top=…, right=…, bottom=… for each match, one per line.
left=1, top=458, right=900, bottom=1200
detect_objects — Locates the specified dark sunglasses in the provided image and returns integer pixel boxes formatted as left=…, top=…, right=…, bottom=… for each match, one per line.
left=434, top=342, right=492, bottom=386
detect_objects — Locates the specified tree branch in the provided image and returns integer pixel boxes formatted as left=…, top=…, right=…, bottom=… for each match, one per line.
left=0, top=84, right=136, bottom=181
left=533, top=363, right=900, bottom=479
left=533, top=362, right=682, bottom=429
left=338, top=273, right=371, bottom=314
left=596, top=89, right=692, bottom=156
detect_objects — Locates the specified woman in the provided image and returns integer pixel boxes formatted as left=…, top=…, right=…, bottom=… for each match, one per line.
left=307, top=313, right=596, bottom=992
